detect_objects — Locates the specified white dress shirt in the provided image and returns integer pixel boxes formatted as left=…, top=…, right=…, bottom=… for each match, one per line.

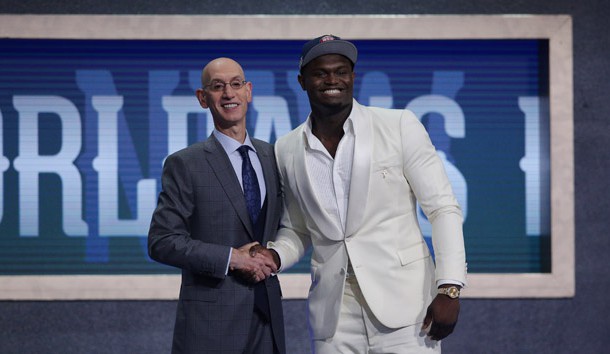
left=303, top=116, right=355, bottom=233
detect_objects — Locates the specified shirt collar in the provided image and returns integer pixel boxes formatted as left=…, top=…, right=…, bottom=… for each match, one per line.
left=213, top=129, right=256, bottom=155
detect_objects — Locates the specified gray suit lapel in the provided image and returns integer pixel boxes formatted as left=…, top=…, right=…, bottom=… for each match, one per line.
left=203, top=135, right=255, bottom=238
left=252, top=139, right=277, bottom=244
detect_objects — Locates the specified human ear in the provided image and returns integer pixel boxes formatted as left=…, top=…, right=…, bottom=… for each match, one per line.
left=196, top=88, right=208, bottom=108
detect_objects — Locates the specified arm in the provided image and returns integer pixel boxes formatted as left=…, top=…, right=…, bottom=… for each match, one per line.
left=252, top=199, right=310, bottom=272
left=267, top=207, right=311, bottom=272
left=148, top=153, right=274, bottom=281
left=400, top=109, right=467, bottom=284
left=399, top=110, right=467, bottom=340
left=265, top=142, right=312, bottom=271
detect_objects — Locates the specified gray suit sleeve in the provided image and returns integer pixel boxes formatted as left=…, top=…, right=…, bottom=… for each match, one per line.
left=148, top=153, right=230, bottom=279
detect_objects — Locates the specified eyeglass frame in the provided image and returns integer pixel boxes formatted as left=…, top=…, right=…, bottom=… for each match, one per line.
left=203, top=79, right=248, bottom=92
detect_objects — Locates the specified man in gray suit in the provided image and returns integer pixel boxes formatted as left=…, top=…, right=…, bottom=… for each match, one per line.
left=148, top=57, right=286, bottom=354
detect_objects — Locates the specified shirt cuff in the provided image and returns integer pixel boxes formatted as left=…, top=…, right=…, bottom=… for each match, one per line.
left=224, top=248, right=232, bottom=275
left=266, top=242, right=284, bottom=273
left=436, top=279, right=464, bottom=288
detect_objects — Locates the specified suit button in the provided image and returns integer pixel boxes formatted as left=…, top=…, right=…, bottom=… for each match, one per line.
left=340, top=268, right=351, bottom=279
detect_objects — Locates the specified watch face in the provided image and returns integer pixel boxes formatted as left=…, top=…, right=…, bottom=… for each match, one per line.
left=440, top=287, right=460, bottom=298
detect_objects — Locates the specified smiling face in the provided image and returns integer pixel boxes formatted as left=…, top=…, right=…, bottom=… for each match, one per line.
left=196, top=58, right=252, bottom=132
left=298, top=54, right=355, bottom=118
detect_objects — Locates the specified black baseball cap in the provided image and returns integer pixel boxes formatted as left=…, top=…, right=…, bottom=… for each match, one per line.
left=299, top=35, right=358, bottom=71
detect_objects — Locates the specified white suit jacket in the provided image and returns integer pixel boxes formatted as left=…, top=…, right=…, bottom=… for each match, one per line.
left=270, top=100, right=467, bottom=340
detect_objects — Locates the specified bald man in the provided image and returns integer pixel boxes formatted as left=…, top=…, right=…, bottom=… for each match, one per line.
left=149, top=58, right=286, bottom=354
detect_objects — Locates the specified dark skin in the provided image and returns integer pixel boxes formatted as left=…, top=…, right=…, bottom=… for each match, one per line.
left=253, top=53, right=461, bottom=341
left=298, top=54, right=355, bottom=157
left=422, top=284, right=461, bottom=340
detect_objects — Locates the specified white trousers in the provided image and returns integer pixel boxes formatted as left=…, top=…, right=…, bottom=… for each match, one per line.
left=313, top=272, right=441, bottom=354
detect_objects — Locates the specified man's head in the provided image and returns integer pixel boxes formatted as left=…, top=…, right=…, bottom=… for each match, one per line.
left=298, top=35, right=357, bottom=115
left=196, top=57, right=252, bottom=131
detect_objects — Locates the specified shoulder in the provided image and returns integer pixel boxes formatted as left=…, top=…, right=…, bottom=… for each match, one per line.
left=354, top=103, right=412, bottom=132
left=276, top=123, right=306, bottom=150
left=251, top=138, right=273, bottom=154
left=361, top=104, right=423, bottom=133
left=165, top=140, right=208, bottom=165
left=366, top=105, right=416, bottom=123
left=351, top=100, right=403, bottom=128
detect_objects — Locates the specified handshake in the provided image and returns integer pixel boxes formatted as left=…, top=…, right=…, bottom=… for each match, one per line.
left=229, top=242, right=281, bottom=284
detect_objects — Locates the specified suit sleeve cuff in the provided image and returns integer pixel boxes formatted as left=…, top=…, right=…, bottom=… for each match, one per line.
left=436, top=279, right=464, bottom=288
left=266, top=241, right=285, bottom=273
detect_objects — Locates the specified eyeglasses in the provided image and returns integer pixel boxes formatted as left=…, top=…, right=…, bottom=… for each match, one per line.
left=203, top=80, right=248, bottom=92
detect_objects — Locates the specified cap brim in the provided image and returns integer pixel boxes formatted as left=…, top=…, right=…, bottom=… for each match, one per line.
left=300, top=40, right=358, bottom=69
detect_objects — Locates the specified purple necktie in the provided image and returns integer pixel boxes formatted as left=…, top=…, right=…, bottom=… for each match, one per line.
left=237, top=145, right=261, bottom=224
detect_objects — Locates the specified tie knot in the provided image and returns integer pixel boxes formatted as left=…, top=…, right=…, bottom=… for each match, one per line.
left=237, top=145, right=251, bottom=158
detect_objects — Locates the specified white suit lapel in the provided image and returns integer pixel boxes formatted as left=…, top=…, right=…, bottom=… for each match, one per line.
left=345, top=101, right=372, bottom=237
left=292, top=125, right=344, bottom=241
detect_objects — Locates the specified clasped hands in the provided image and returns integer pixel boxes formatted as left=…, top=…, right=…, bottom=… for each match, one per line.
left=229, top=242, right=279, bottom=284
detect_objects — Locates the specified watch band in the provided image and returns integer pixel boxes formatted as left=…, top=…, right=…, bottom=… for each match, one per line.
left=438, top=286, right=460, bottom=299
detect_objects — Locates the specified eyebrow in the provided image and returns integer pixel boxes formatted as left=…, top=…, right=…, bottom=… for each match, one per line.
left=209, top=75, right=244, bottom=82
left=311, top=65, right=351, bottom=73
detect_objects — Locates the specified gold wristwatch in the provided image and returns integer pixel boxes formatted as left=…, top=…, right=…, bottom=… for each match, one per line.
left=437, top=286, right=460, bottom=299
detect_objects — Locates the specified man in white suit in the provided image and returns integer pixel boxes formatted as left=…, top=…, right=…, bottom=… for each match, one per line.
left=257, top=35, right=467, bottom=353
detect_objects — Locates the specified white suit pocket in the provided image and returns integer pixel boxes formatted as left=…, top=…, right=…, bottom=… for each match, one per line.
left=397, top=241, right=430, bottom=266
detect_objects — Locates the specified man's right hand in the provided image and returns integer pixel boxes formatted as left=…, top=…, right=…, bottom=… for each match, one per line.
left=229, top=242, right=277, bottom=283
left=249, top=244, right=281, bottom=269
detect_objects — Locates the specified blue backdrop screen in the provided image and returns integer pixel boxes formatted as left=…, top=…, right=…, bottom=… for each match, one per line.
left=0, top=38, right=550, bottom=274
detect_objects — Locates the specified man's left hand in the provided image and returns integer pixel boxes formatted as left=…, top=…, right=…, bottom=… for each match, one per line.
left=421, top=288, right=461, bottom=341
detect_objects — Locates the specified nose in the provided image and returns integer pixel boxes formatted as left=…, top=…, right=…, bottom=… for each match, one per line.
left=222, top=84, right=236, bottom=98
left=325, top=73, right=339, bottom=84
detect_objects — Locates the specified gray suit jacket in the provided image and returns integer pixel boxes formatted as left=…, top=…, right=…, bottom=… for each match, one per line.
left=148, top=134, right=285, bottom=354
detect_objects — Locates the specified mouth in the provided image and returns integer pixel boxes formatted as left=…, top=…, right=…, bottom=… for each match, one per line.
left=321, top=88, right=342, bottom=95
left=222, top=103, right=238, bottom=109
